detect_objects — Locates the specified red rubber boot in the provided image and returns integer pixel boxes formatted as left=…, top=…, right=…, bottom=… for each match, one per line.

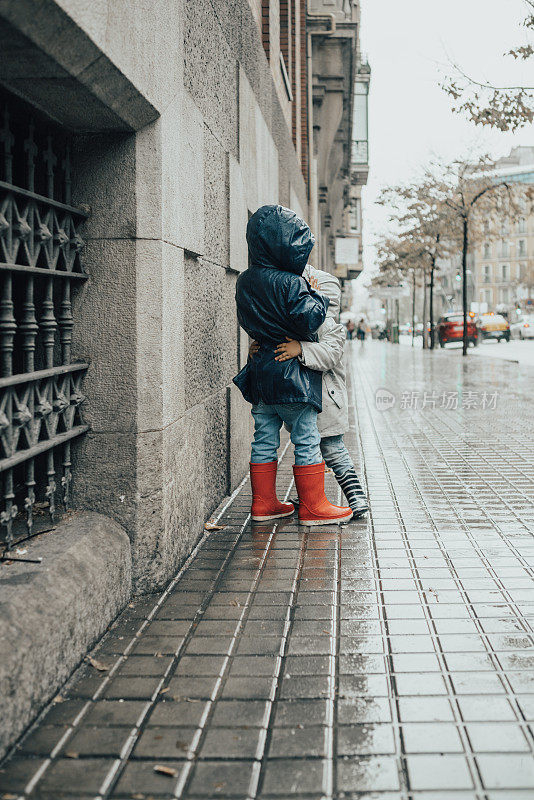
left=293, top=462, right=353, bottom=525
left=250, top=461, right=295, bottom=521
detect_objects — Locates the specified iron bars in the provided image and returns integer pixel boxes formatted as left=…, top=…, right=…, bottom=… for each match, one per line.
left=0, top=90, right=89, bottom=550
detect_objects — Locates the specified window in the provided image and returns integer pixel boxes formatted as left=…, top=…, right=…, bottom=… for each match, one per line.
left=518, top=217, right=526, bottom=234
left=501, top=264, right=509, bottom=281
left=483, top=242, right=491, bottom=259
left=481, top=288, right=492, bottom=305
left=518, top=239, right=527, bottom=257
left=482, top=265, right=491, bottom=283
left=352, top=82, right=369, bottom=165
left=500, top=288, right=509, bottom=304
left=499, top=240, right=509, bottom=258
left=349, top=198, right=361, bottom=232
left=279, top=0, right=293, bottom=100
left=280, top=0, right=291, bottom=72
left=0, top=88, right=89, bottom=546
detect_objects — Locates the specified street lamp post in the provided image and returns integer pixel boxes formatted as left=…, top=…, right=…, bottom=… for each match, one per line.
left=429, top=272, right=435, bottom=349
left=461, top=216, right=468, bottom=357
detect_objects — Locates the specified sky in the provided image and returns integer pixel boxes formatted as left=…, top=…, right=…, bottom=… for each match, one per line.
left=359, top=0, right=534, bottom=279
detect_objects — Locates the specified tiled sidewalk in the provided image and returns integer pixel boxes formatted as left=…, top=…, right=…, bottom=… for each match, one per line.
left=1, top=341, right=534, bottom=799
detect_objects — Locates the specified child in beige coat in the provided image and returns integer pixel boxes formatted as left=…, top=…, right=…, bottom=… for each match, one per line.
left=252, top=264, right=368, bottom=518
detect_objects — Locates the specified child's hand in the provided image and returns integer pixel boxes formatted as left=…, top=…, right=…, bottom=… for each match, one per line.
left=274, top=338, right=302, bottom=362
left=249, top=340, right=260, bottom=359
left=308, top=275, right=320, bottom=291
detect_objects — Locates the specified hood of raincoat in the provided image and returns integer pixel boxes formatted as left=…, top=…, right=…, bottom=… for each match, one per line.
left=303, top=265, right=341, bottom=320
left=246, top=204, right=315, bottom=276
left=234, top=208, right=326, bottom=412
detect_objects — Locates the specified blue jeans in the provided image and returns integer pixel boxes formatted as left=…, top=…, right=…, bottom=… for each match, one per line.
left=251, top=402, right=322, bottom=465
left=320, top=434, right=355, bottom=478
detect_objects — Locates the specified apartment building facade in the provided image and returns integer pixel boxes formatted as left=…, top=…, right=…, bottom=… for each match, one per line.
left=307, top=0, right=370, bottom=309
left=474, top=147, right=534, bottom=315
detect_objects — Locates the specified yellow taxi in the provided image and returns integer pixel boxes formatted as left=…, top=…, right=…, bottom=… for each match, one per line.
left=478, top=312, right=510, bottom=343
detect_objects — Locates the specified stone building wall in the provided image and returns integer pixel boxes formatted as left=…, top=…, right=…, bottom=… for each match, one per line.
left=0, top=0, right=308, bottom=592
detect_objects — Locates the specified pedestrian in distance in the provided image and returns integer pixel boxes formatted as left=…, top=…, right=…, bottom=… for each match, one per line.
left=346, top=319, right=355, bottom=340
left=233, top=204, right=353, bottom=526
left=357, top=318, right=366, bottom=342
left=250, top=265, right=368, bottom=518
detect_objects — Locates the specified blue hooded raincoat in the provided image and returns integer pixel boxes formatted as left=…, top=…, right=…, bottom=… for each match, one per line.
left=233, top=205, right=329, bottom=412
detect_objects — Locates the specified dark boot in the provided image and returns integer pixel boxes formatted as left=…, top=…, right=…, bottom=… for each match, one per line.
left=336, top=468, right=369, bottom=518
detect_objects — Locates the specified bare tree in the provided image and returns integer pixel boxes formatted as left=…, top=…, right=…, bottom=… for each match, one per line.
left=424, top=157, right=525, bottom=355
left=442, top=1, right=534, bottom=131
left=372, top=234, right=428, bottom=344
left=377, top=182, right=459, bottom=348
left=376, top=156, right=529, bottom=356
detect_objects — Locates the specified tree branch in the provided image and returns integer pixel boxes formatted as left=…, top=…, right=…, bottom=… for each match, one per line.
left=448, top=59, right=534, bottom=91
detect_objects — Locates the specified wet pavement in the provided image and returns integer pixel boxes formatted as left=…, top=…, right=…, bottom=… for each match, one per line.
left=1, top=340, right=534, bottom=799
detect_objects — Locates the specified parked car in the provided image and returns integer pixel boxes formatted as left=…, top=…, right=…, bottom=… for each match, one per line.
left=436, top=312, right=478, bottom=347
left=478, top=312, right=510, bottom=342
left=513, top=314, right=534, bottom=339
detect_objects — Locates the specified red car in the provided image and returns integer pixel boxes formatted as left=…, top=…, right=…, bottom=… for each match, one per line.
left=436, top=312, right=478, bottom=347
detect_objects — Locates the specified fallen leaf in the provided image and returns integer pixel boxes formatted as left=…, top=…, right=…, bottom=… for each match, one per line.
left=175, top=739, right=188, bottom=750
left=213, top=782, right=226, bottom=790
left=65, top=751, right=79, bottom=759
left=85, top=655, right=109, bottom=672
left=154, top=765, right=178, bottom=777
left=53, top=695, right=65, bottom=704
left=1, top=794, right=19, bottom=799
left=160, top=687, right=170, bottom=694
left=132, top=794, right=146, bottom=800
left=230, top=599, right=241, bottom=607
left=204, top=521, right=225, bottom=531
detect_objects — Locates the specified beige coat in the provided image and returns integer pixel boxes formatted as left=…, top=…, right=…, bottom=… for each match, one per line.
left=299, top=266, right=349, bottom=437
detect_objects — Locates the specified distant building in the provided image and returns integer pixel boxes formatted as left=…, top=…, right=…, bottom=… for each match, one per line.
left=435, top=250, right=476, bottom=317
left=473, top=147, right=534, bottom=316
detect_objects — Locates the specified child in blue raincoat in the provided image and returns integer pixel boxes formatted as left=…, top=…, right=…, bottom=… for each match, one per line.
left=234, top=205, right=353, bottom=526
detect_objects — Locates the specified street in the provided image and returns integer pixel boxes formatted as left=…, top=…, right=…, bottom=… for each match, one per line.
left=399, top=334, right=534, bottom=366
left=1, top=340, right=533, bottom=798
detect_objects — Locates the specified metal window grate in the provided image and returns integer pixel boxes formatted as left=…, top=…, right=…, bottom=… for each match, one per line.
left=0, top=90, right=89, bottom=551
